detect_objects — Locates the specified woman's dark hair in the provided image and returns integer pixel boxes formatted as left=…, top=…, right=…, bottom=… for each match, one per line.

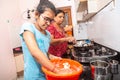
left=55, top=9, right=65, bottom=16
left=37, top=0, right=56, bottom=14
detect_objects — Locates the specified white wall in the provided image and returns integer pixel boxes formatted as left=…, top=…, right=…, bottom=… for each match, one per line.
left=87, top=0, right=120, bottom=52
left=0, top=0, right=17, bottom=79
left=77, top=23, right=88, bottom=40
left=50, top=0, right=72, bottom=7
left=0, top=0, right=23, bottom=48
left=1, top=0, right=40, bottom=49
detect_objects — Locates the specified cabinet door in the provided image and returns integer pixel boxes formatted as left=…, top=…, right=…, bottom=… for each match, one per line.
left=14, top=54, right=24, bottom=72
left=77, top=0, right=113, bottom=22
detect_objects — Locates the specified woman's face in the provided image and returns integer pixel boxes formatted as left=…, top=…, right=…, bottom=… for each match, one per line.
left=36, top=9, right=54, bottom=30
left=54, top=12, right=65, bottom=25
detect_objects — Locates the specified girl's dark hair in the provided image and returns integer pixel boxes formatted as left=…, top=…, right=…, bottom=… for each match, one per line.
left=37, top=0, right=56, bottom=14
left=55, top=9, right=65, bottom=16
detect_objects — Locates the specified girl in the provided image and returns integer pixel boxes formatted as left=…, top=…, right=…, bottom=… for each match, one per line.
left=20, top=0, right=59, bottom=80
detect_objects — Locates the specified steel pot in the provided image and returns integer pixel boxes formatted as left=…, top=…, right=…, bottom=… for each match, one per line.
left=90, top=60, right=111, bottom=80
left=109, top=60, right=119, bottom=74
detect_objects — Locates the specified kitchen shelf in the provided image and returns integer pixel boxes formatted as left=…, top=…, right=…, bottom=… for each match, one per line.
left=77, top=0, right=113, bottom=23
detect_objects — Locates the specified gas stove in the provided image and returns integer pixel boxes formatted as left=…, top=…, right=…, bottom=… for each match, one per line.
left=63, top=40, right=120, bottom=80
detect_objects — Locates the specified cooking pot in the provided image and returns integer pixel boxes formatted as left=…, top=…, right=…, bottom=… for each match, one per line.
left=90, top=60, right=111, bottom=80
left=109, top=60, right=119, bottom=74
left=73, top=40, right=94, bottom=48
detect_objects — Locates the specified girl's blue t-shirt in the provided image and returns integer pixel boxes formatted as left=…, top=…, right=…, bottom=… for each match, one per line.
left=20, top=22, right=51, bottom=80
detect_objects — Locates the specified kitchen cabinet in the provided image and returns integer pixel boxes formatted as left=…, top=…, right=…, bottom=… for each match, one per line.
left=14, top=53, right=24, bottom=77
left=77, top=0, right=113, bottom=22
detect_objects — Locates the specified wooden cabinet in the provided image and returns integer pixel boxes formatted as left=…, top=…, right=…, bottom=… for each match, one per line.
left=77, top=0, right=113, bottom=22
left=14, top=53, right=24, bottom=76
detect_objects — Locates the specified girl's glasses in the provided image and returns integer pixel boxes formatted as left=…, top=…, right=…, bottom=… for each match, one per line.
left=41, top=15, right=53, bottom=23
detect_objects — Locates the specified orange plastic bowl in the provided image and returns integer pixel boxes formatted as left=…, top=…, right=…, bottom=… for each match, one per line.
left=42, top=59, right=83, bottom=80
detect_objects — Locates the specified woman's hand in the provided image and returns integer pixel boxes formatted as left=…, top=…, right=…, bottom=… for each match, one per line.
left=65, top=37, right=76, bottom=44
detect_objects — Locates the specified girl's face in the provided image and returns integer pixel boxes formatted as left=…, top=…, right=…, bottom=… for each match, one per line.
left=54, top=12, right=65, bottom=25
left=36, top=9, right=54, bottom=31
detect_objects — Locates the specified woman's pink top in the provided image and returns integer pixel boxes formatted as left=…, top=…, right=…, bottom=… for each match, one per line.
left=47, top=24, right=68, bottom=57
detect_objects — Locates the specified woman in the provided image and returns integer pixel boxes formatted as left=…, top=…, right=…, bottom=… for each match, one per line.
left=20, top=0, right=59, bottom=80
left=47, top=9, right=76, bottom=59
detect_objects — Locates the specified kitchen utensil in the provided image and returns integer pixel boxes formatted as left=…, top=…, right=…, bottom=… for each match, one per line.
left=90, top=60, right=111, bottom=80
left=110, top=60, right=119, bottom=74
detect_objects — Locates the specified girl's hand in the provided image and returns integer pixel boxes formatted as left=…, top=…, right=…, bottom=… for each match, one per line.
left=52, top=66, right=71, bottom=74
left=52, top=67, right=61, bottom=73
